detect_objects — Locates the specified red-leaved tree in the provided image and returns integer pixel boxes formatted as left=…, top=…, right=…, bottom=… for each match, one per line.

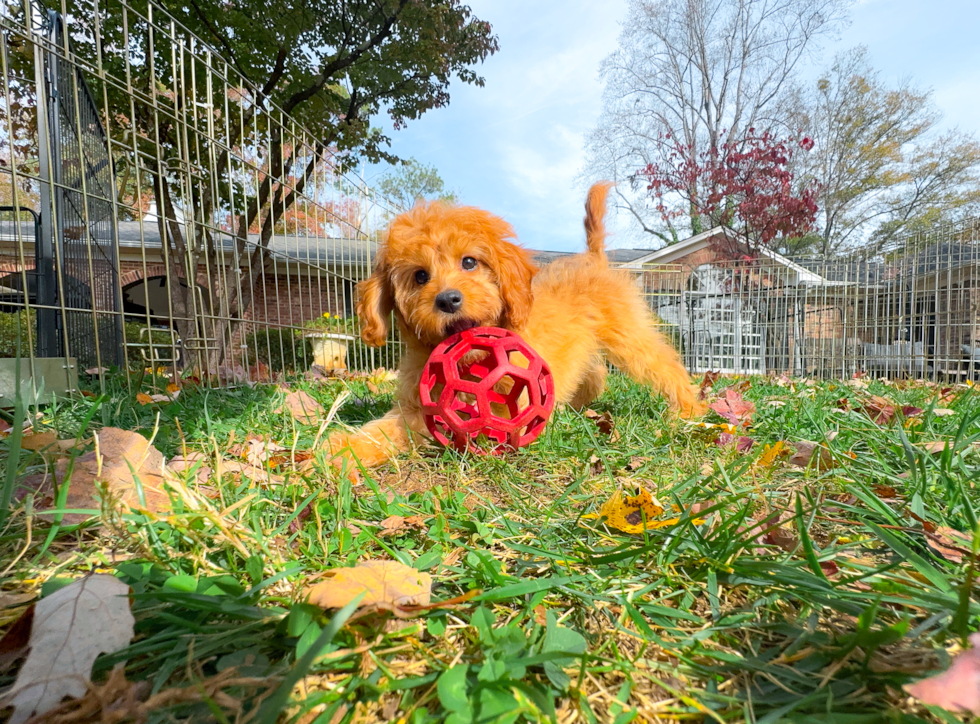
left=641, top=131, right=819, bottom=256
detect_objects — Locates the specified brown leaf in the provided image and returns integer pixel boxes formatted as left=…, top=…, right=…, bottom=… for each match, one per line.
left=761, top=518, right=799, bottom=553
left=819, top=560, right=840, bottom=577
left=276, top=388, right=324, bottom=425
left=166, top=452, right=211, bottom=485
left=926, top=526, right=972, bottom=563
left=708, top=389, right=755, bottom=426
left=905, top=632, right=980, bottom=715
left=589, top=454, right=604, bottom=476
left=17, top=428, right=172, bottom=520
left=305, top=560, right=432, bottom=610
left=305, top=364, right=332, bottom=382
left=624, top=456, right=650, bottom=472
left=698, top=371, right=721, bottom=400
left=377, top=515, right=427, bottom=537
left=218, top=460, right=286, bottom=486
left=244, top=437, right=286, bottom=467
left=787, top=441, right=835, bottom=471
left=249, top=361, right=271, bottom=382
left=584, top=409, right=615, bottom=436
left=861, top=395, right=900, bottom=424
left=871, top=484, right=898, bottom=499
left=20, top=431, right=58, bottom=451
left=533, top=605, right=548, bottom=627
left=5, top=575, right=135, bottom=723
left=0, top=604, right=33, bottom=673
left=135, top=393, right=153, bottom=406
left=921, top=441, right=951, bottom=454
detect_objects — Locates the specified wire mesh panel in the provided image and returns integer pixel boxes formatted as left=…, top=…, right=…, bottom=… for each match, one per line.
left=635, top=221, right=980, bottom=381
left=41, top=9, right=122, bottom=370
left=0, top=0, right=405, bottom=394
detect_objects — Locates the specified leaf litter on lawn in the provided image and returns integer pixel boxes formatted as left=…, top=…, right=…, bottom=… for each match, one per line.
left=2, top=371, right=980, bottom=722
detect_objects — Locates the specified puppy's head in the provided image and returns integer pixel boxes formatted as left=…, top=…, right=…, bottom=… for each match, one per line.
left=357, top=201, right=537, bottom=348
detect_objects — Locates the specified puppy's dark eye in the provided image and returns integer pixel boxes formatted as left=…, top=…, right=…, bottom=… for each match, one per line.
left=461, top=256, right=478, bottom=271
left=414, top=270, right=429, bottom=285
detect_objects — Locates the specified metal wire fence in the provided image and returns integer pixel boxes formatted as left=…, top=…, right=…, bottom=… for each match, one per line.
left=0, top=0, right=404, bottom=399
left=635, top=218, right=980, bottom=381
left=1, top=0, right=978, bottom=403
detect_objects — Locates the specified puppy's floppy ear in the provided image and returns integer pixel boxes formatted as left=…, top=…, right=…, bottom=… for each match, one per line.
left=492, top=241, right=537, bottom=330
left=357, top=249, right=394, bottom=347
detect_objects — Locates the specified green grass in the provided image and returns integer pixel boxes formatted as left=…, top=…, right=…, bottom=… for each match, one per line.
left=2, top=371, right=980, bottom=723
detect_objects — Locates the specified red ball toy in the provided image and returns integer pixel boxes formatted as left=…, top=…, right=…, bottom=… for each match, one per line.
left=419, top=327, right=556, bottom=453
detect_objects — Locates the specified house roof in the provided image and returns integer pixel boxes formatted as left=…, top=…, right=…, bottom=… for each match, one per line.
left=614, top=226, right=830, bottom=284
left=0, top=219, right=379, bottom=269
left=530, top=248, right=653, bottom=266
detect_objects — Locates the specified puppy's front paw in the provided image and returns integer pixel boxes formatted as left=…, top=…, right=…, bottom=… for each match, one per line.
left=679, top=402, right=707, bottom=419
left=676, top=396, right=708, bottom=419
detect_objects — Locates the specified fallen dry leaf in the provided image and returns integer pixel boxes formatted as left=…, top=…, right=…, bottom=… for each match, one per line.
left=905, top=632, right=980, bottom=715
left=861, top=396, right=923, bottom=425
left=249, top=361, right=271, bottom=382
left=926, top=526, right=973, bottom=563
left=15, top=428, right=172, bottom=521
left=244, top=437, right=287, bottom=467
left=135, top=393, right=153, bottom=406
left=698, top=370, right=721, bottom=400
left=624, top=456, right=650, bottom=472
left=218, top=460, right=286, bottom=486
left=166, top=452, right=212, bottom=485
left=709, top=389, right=755, bottom=426
left=305, top=560, right=432, bottom=610
left=3, top=575, right=134, bottom=724
left=787, top=441, right=835, bottom=471
left=933, top=408, right=956, bottom=417
left=584, top=409, right=616, bottom=437
left=377, top=515, right=427, bottom=537
left=580, top=488, right=691, bottom=534
left=19, top=431, right=58, bottom=451
left=750, top=514, right=799, bottom=553
left=588, top=454, right=604, bottom=476
left=276, top=388, right=324, bottom=425
left=84, top=367, right=108, bottom=376
left=871, top=484, right=898, bottom=499
left=756, top=441, right=787, bottom=468
left=715, top=433, right=754, bottom=452
left=921, top=441, right=951, bottom=454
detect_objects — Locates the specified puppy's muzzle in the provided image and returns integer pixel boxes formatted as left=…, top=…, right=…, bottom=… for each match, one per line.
left=435, top=289, right=463, bottom=315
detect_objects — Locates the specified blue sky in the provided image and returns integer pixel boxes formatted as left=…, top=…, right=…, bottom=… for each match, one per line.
left=370, top=0, right=980, bottom=253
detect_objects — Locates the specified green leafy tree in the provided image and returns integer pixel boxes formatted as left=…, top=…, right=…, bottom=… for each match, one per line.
left=788, top=47, right=980, bottom=255
left=50, top=0, right=497, bottom=368
left=378, top=157, right=457, bottom=211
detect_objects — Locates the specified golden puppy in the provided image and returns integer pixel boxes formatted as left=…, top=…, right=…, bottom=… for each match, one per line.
left=326, top=182, right=703, bottom=474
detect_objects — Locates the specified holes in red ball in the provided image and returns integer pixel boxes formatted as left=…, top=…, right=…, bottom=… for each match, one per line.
left=420, top=327, right=555, bottom=453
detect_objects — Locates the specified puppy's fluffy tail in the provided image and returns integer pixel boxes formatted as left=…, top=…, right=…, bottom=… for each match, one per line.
left=585, top=181, right=614, bottom=259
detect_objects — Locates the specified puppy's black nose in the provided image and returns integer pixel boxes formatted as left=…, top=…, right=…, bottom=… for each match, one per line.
left=435, top=289, right=463, bottom=314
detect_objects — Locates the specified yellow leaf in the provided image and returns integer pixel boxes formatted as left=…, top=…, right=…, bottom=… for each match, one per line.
left=584, top=488, right=670, bottom=534
left=136, top=393, right=153, bottom=406
left=306, top=560, right=431, bottom=610
left=757, top=441, right=786, bottom=468
left=166, top=383, right=180, bottom=395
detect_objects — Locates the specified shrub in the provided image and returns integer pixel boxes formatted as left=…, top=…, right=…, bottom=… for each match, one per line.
left=0, top=309, right=36, bottom=357
left=123, top=321, right=180, bottom=369
left=244, top=328, right=313, bottom=373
